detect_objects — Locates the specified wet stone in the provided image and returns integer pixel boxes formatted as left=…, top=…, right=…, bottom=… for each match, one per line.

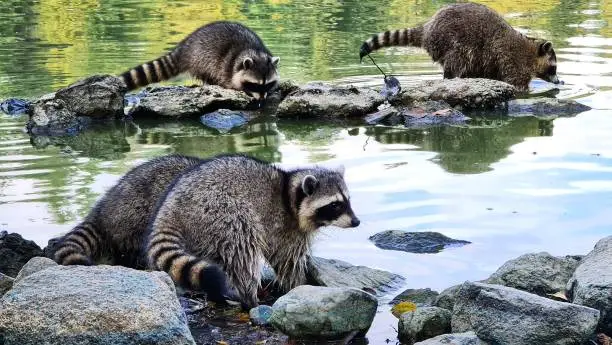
left=0, top=232, right=44, bottom=278
left=390, top=288, right=440, bottom=307
left=369, top=230, right=471, bottom=254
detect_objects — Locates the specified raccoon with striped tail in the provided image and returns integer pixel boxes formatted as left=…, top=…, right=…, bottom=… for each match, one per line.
left=119, top=21, right=280, bottom=103
left=359, top=2, right=560, bottom=91
left=147, top=154, right=360, bottom=309
left=53, top=154, right=360, bottom=309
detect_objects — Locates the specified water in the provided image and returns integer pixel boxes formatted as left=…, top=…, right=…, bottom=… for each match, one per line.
left=1, top=0, right=611, bottom=343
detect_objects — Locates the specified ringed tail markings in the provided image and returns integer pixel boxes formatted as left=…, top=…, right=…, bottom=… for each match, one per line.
left=359, top=27, right=422, bottom=60
left=120, top=53, right=179, bottom=90
left=54, top=222, right=103, bottom=265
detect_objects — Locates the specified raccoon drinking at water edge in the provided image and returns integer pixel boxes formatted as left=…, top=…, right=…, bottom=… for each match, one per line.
left=119, top=21, right=280, bottom=103
left=53, top=154, right=360, bottom=309
left=359, top=2, right=560, bottom=91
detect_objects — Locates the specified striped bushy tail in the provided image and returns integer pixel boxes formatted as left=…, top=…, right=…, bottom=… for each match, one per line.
left=119, top=52, right=180, bottom=90
left=54, top=222, right=102, bottom=265
left=359, top=26, right=424, bottom=61
left=147, top=228, right=229, bottom=303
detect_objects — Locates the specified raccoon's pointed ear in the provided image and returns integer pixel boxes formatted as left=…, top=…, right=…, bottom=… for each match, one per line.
left=243, top=58, right=254, bottom=70
left=301, top=175, right=319, bottom=196
left=271, top=56, right=280, bottom=67
left=538, top=41, right=553, bottom=56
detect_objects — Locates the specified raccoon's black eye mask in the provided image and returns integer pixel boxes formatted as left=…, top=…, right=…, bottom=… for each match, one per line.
left=316, top=201, right=348, bottom=221
left=243, top=81, right=278, bottom=93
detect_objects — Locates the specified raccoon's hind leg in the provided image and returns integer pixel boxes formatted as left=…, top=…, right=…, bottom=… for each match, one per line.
left=54, top=222, right=103, bottom=265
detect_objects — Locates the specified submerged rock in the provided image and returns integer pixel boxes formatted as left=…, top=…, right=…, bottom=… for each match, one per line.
left=0, top=259, right=194, bottom=345
left=128, top=85, right=252, bottom=117
left=398, top=307, right=452, bottom=344
left=390, top=288, right=439, bottom=307
left=485, top=252, right=581, bottom=297
left=507, top=97, right=591, bottom=117
left=413, top=331, right=486, bottom=345
left=269, top=285, right=377, bottom=340
left=277, top=82, right=385, bottom=118
left=200, top=109, right=249, bottom=133
left=0, top=231, right=44, bottom=277
left=369, top=230, right=471, bottom=254
left=452, top=281, right=600, bottom=345
left=399, top=78, right=516, bottom=110
left=567, top=236, right=612, bottom=334
left=0, top=273, right=14, bottom=296
left=307, top=256, right=405, bottom=295
left=365, top=101, right=470, bottom=127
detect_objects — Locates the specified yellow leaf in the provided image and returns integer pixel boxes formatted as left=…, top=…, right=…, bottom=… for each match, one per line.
left=391, top=301, right=417, bottom=318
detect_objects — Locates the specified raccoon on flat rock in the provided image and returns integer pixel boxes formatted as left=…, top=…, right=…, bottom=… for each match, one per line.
left=119, top=21, right=280, bottom=102
left=359, top=2, right=560, bottom=91
left=54, top=154, right=360, bottom=308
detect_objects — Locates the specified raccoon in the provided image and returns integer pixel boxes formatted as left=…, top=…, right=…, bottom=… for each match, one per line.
left=359, top=2, right=559, bottom=91
left=119, top=21, right=280, bottom=102
left=147, top=154, right=360, bottom=308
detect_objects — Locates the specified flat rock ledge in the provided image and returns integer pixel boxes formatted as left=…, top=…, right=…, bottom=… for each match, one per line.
left=369, top=230, right=471, bottom=254
left=0, top=257, right=194, bottom=345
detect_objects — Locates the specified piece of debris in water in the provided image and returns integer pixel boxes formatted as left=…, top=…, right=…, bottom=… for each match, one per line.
left=200, top=109, right=248, bottom=133
left=381, top=76, right=401, bottom=98
left=1, top=98, right=30, bottom=115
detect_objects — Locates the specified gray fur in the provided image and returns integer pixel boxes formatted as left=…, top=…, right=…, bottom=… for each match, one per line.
left=359, top=2, right=559, bottom=91
left=120, top=21, right=279, bottom=100
left=148, top=155, right=359, bottom=308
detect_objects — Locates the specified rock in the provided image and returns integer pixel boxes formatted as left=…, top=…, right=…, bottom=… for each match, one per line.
left=129, top=85, right=252, bottom=117
left=390, top=288, right=439, bottom=307
left=398, top=78, right=516, bottom=109
left=507, top=97, right=591, bottom=117
left=365, top=101, right=470, bottom=128
left=277, top=82, right=385, bottom=118
left=14, top=257, right=57, bottom=282
left=26, top=94, right=84, bottom=136
left=0, top=265, right=194, bottom=345
left=567, top=236, right=612, bottom=334
left=369, top=230, right=471, bottom=254
left=269, top=285, right=377, bottom=340
left=200, top=109, right=249, bottom=133
left=0, top=232, right=44, bottom=277
left=55, top=75, right=126, bottom=117
left=452, top=281, right=600, bottom=345
left=250, top=305, right=273, bottom=326
left=413, top=331, right=486, bottom=345
left=433, top=284, right=462, bottom=311
left=0, top=273, right=14, bottom=296
left=485, top=252, right=581, bottom=297
left=398, top=307, right=452, bottom=344
left=307, top=256, right=405, bottom=295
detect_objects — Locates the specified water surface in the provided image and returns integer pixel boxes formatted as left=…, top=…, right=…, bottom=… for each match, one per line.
left=1, top=0, right=611, bottom=343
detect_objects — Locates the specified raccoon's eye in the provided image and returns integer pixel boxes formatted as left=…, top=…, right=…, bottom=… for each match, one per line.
left=329, top=201, right=344, bottom=211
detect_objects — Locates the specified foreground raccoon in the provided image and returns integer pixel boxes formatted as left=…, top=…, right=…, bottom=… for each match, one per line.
left=119, top=21, right=280, bottom=101
left=359, top=2, right=559, bottom=91
left=54, top=154, right=360, bottom=308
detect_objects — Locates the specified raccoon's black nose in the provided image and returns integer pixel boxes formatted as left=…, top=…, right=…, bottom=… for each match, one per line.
left=351, top=217, right=361, bottom=227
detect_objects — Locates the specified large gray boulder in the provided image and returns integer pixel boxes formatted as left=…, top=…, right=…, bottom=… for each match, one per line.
left=0, top=258, right=194, bottom=345
left=567, top=236, right=612, bottom=334
left=433, top=284, right=462, bottom=311
left=269, top=285, right=377, bottom=340
left=277, top=82, right=385, bottom=118
left=452, top=281, right=600, bottom=345
left=55, top=75, right=126, bottom=117
left=14, top=256, right=57, bottom=282
left=390, top=288, right=439, bottom=307
left=0, top=231, right=44, bottom=277
left=413, top=331, right=487, bottom=345
left=307, top=256, right=405, bottom=295
left=398, top=307, right=452, bottom=344
left=398, top=78, right=516, bottom=109
left=129, top=85, right=252, bottom=117
left=485, top=252, right=581, bottom=296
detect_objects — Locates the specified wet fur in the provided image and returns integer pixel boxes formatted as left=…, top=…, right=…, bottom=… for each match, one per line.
left=359, top=2, right=559, bottom=91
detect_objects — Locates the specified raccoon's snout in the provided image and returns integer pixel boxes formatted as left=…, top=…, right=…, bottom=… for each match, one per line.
left=550, top=75, right=560, bottom=84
